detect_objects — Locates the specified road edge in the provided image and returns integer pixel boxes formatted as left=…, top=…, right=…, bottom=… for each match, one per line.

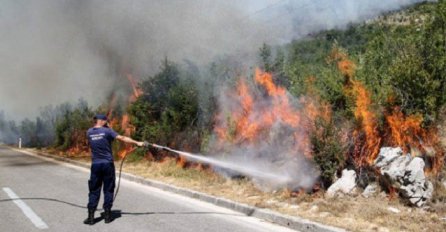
left=9, top=147, right=345, bottom=232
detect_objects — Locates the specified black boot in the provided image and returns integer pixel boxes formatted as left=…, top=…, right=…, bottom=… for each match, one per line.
left=83, top=208, right=95, bottom=225
left=104, top=208, right=112, bottom=223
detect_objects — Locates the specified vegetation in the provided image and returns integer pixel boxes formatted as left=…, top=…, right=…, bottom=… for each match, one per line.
left=1, top=0, right=445, bottom=190
left=129, top=59, right=200, bottom=149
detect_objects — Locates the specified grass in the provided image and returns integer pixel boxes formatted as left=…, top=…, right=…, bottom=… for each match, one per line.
left=42, top=148, right=446, bottom=232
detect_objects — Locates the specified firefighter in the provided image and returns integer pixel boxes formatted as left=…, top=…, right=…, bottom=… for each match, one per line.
left=84, top=114, right=144, bottom=225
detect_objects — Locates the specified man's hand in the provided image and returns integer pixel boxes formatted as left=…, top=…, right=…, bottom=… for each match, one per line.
left=136, top=141, right=145, bottom=147
left=117, top=135, right=145, bottom=147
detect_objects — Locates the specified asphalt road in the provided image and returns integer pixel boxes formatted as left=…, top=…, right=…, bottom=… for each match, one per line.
left=0, top=147, right=298, bottom=232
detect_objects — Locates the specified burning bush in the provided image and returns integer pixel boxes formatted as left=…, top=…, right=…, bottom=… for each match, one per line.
left=208, top=68, right=326, bottom=190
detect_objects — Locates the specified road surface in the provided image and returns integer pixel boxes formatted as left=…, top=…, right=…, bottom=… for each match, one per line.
left=0, top=147, right=298, bottom=232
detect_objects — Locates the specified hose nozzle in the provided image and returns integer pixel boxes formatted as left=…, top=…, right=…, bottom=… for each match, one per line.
left=143, top=141, right=151, bottom=147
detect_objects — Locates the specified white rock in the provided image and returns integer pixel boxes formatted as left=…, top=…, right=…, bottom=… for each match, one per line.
left=374, top=147, right=404, bottom=168
left=376, top=150, right=411, bottom=181
left=362, top=183, right=378, bottom=198
left=374, top=147, right=434, bottom=207
left=319, top=212, right=331, bottom=217
left=404, top=157, right=426, bottom=184
left=309, top=205, right=319, bottom=213
left=326, top=169, right=357, bottom=198
left=387, top=206, right=400, bottom=213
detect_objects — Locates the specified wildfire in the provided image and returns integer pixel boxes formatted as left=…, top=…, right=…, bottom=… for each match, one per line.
left=331, top=48, right=444, bottom=173
left=214, top=68, right=328, bottom=158
left=331, top=48, right=381, bottom=166
left=351, top=80, right=381, bottom=165
left=386, top=108, right=423, bottom=150
left=126, top=73, right=143, bottom=100
left=105, top=72, right=143, bottom=159
left=386, top=108, right=444, bottom=174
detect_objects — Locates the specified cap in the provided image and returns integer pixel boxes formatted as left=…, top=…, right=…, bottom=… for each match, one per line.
left=93, top=114, right=108, bottom=121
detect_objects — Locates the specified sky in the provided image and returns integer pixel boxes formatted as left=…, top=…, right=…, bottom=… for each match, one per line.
left=0, top=0, right=427, bottom=120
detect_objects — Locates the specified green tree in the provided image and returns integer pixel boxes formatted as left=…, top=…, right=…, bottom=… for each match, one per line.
left=129, top=59, right=199, bottom=149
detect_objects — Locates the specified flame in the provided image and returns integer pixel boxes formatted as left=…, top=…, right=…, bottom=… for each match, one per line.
left=177, top=155, right=187, bottom=168
left=116, top=73, right=143, bottom=159
left=118, top=146, right=137, bottom=159
left=388, top=186, right=398, bottom=200
left=331, top=48, right=444, bottom=173
left=105, top=72, right=143, bottom=159
left=214, top=68, right=329, bottom=159
left=331, top=49, right=381, bottom=166
left=329, top=47, right=356, bottom=82
left=386, top=109, right=423, bottom=150
left=126, top=73, right=143, bottom=100
left=351, top=80, right=381, bottom=165
left=385, top=108, right=444, bottom=174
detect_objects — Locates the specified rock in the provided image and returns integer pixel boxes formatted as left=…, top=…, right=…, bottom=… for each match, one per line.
left=318, top=212, right=331, bottom=217
left=326, top=169, right=357, bottom=198
left=362, top=183, right=378, bottom=198
left=374, top=147, right=434, bottom=207
left=387, top=206, right=400, bottom=213
left=399, top=157, right=434, bottom=207
left=309, top=205, right=319, bottom=213
left=375, top=147, right=411, bottom=183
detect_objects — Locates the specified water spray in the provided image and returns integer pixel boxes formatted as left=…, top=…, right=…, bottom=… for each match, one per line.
left=147, top=142, right=292, bottom=184
left=114, top=141, right=293, bottom=201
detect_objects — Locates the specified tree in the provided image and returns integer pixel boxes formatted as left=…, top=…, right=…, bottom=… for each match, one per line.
left=129, top=59, right=199, bottom=149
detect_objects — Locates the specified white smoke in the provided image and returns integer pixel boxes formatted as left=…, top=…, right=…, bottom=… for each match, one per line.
left=208, top=72, right=322, bottom=190
left=0, top=0, right=428, bottom=119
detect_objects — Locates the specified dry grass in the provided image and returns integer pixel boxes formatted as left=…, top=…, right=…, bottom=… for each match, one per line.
left=42, top=148, right=446, bottom=232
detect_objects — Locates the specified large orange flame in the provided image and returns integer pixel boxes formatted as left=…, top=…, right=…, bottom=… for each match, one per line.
left=351, top=80, right=381, bottom=165
left=386, top=109, right=423, bottom=150
left=386, top=108, right=444, bottom=174
left=331, top=49, right=381, bottom=166
left=214, top=68, right=329, bottom=158
left=104, top=72, right=144, bottom=159
left=332, top=48, right=444, bottom=173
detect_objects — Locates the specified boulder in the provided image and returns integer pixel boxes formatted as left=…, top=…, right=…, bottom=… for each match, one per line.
left=326, top=169, right=357, bottom=198
left=374, top=147, right=411, bottom=184
left=362, top=182, right=378, bottom=198
left=374, top=147, right=433, bottom=207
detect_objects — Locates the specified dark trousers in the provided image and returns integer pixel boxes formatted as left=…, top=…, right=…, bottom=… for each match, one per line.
left=87, top=162, right=115, bottom=210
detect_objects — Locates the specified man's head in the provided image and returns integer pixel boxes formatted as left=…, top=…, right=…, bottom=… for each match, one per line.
left=93, top=114, right=109, bottom=127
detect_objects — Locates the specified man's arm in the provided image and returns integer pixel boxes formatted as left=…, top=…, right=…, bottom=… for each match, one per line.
left=116, top=135, right=145, bottom=147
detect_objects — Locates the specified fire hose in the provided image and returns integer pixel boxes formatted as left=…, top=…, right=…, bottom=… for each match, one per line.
left=113, top=141, right=291, bottom=201
left=113, top=141, right=174, bottom=201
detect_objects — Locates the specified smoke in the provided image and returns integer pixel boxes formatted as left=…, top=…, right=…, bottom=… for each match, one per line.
left=251, top=0, right=430, bottom=40
left=0, top=111, right=19, bottom=144
left=207, top=70, right=323, bottom=190
left=0, top=0, right=429, bottom=120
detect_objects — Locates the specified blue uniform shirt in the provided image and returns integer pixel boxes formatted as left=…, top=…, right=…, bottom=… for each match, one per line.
left=87, top=127, right=118, bottom=163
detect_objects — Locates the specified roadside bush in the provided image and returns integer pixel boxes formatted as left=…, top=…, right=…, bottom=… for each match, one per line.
left=129, top=59, right=199, bottom=150
left=311, top=117, right=347, bottom=189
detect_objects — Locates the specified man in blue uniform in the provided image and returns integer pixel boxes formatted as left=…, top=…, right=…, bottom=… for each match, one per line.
left=84, top=114, right=144, bottom=225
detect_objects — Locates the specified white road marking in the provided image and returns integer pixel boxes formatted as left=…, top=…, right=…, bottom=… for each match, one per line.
left=2, top=187, right=49, bottom=230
